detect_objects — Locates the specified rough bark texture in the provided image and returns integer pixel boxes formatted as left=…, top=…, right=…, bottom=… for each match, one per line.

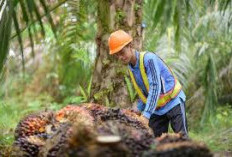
left=92, top=0, right=144, bottom=108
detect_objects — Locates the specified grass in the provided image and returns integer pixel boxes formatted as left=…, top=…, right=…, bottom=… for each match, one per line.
left=0, top=93, right=64, bottom=154
left=189, top=105, right=232, bottom=152
left=190, top=129, right=232, bottom=152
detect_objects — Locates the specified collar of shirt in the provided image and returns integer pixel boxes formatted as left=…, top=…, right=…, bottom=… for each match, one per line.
left=128, top=50, right=139, bottom=70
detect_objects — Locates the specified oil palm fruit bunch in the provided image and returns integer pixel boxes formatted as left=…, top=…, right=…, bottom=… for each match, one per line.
left=14, top=111, right=54, bottom=139
left=90, top=107, right=150, bottom=133
left=40, top=119, right=130, bottom=157
left=143, top=133, right=213, bottom=157
left=14, top=136, right=46, bottom=157
left=38, top=122, right=73, bottom=157
left=82, top=103, right=108, bottom=120
left=55, top=104, right=153, bottom=156
left=121, top=108, right=150, bottom=130
left=55, top=105, right=94, bottom=126
left=96, top=120, right=154, bottom=156
left=155, top=133, right=189, bottom=144
left=81, top=103, right=150, bottom=132
left=13, top=104, right=212, bottom=157
left=39, top=105, right=96, bottom=157
left=14, top=111, right=56, bottom=156
left=58, top=120, right=130, bottom=157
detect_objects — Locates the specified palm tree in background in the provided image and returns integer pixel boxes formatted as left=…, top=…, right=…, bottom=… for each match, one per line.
left=0, top=0, right=231, bottom=124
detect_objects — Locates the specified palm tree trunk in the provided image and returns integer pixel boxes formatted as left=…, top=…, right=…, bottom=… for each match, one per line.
left=92, top=0, right=144, bottom=108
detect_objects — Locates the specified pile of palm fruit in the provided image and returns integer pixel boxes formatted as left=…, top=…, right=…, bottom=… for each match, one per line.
left=13, top=103, right=212, bottom=157
left=143, top=133, right=212, bottom=157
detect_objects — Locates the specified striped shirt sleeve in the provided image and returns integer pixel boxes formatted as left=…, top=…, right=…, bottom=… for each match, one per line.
left=142, top=56, right=161, bottom=119
left=137, top=99, right=145, bottom=112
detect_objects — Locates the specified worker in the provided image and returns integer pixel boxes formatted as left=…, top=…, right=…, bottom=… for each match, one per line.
left=108, top=30, right=188, bottom=137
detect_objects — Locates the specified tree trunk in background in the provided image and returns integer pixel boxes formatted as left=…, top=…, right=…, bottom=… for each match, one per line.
left=91, top=0, right=144, bottom=108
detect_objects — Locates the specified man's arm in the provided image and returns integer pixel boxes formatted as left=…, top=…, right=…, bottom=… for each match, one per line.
left=137, top=99, right=145, bottom=112
left=142, top=55, right=161, bottom=119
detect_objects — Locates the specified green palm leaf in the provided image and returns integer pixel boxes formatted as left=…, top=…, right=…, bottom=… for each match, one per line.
left=201, top=53, right=218, bottom=125
left=0, top=0, right=68, bottom=74
left=0, top=0, right=13, bottom=73
left=19, top=0, right=35, bottom=57
left=12, top=9, right=25, bottom=72
left=39, top=0, right=57, bottom=38
left=24, top=0, right=45, bottom=37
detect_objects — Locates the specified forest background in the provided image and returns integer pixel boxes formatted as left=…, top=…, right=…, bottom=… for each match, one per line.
left=0, top=0, right=232, bottom=155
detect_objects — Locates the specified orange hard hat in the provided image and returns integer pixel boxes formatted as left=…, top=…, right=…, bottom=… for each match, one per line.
left=108, top=30, right=133, bottom=55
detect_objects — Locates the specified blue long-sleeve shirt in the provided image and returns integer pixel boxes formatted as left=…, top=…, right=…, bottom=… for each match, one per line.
left=128, top=51, right=186, bottom=119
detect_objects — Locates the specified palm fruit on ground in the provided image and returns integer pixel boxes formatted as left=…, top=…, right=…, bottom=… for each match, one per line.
left=13, top=135, right=46, bottom=157
left=95, top=107, right=151, bottom=134
left=96, top=120, right=154, bottom=156
left=60, top=105, right=155, bottom=156
left=14, top=111, right=54, bottom=139
left=13, top=111, right=59, bottom=156
left=39, top=118, right=129, bottom=157
left=55, top=105, right=94, bottom=126
left=14, top=104, right=153, bottom=156
left=143, top=133, right=213, bottom=157
left=155, top=133, right=189, bottom=144
left=13, top=104, right=213, bottom=157
left=80, top=103, right=150, bottom=132
left=82, top=103, right=108, bottom=121
left=121, top=108, right=150, bottom=130
left=40, top=105, right=154, bottom=157
left=58, top=120, right=130, bottom=157
left=61, top=104, right=150, bottom=133
left=39, top=122, right=73, bottom=157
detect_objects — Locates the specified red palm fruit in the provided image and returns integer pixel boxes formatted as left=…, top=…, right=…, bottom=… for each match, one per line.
left=15, top=111, right=54, bottom=139
left=55, top=105, right=94, bottom=126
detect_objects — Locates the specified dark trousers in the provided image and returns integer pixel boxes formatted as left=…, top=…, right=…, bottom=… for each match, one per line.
left=148, top=100, right=188, bottom=137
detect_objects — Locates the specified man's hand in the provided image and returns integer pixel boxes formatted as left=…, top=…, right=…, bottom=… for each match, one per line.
left=140, top=115, right=149, bottom=124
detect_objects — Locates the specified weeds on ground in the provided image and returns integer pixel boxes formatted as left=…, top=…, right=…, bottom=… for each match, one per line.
left=189, top=105, right=232, bottom=152
left=0, top=93, right=63, bottom=150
